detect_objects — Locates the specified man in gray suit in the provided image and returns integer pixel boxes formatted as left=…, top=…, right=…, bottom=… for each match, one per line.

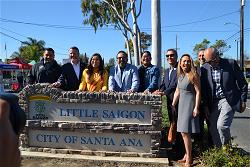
left=109, top=51, right=139, bottom=92
left=201, top=47, right=248, bottom=147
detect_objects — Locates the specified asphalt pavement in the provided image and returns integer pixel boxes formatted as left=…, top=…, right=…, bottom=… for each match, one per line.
left=230, top=93, right=250, bottom=153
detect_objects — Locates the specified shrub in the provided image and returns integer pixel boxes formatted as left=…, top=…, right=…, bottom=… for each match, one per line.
left=202, top=145, right=250, bottom=167
left=161, top=96, right=169, bottom=128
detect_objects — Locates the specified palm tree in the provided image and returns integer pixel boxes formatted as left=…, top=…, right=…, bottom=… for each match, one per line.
left=19, top=37, right=46, bottom=62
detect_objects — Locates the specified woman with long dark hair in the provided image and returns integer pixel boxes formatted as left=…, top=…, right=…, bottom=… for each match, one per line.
left=78, top=53, right=108, bottom=92
left=172, top=54, right=201, bottom=167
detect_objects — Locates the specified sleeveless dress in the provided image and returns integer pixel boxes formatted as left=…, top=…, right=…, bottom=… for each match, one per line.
left=177, top=74, right=200, bottom=133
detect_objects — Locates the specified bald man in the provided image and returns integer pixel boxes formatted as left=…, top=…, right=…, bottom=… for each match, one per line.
left=200, top=47, right=248, bottom=147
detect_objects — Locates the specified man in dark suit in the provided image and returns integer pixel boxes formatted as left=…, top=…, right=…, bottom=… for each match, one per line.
left=201, top=47, right=248, bottom=147
left=154, top=48, right=178, bottom=124
left=52, top=46, right=86, bottom=91
left=154, top=48, right=184, bottom=159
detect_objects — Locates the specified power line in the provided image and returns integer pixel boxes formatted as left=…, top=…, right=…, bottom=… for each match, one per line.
left=0, top=17, right=115, bottom=31
left=160, top=10, right=240, bottom=28
left=0, top=10, right=240, bottom=31
left=0, top=31, right=68, bottom=56
left=224, top=28, right=250, bottom=42
left=0, top=31, right=23, bottom=43
left=0, top=26, right=68, bottom=51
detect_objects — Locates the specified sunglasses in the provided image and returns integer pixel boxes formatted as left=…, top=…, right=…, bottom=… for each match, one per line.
left=166, top=54, right=175, bottom=58
left=198, top=54, right=204, bottom=57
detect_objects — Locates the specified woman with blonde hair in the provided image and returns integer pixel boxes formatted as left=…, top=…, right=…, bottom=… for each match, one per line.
left=172, top=54, right=201, bottom=167
left=78, top=53, right=108, bottom=92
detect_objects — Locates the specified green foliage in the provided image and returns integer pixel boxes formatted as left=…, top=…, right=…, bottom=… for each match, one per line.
left=211, top=40, right=228, bottom=55
left=193, top=38, right=229, bottom=60
left=12, top=37, right=45, bottom=62
left=161, top=96, right=170, bottom=128
left=202, top=145, right=250, bottom=167
left=125, top=32, right=152, bottom=56
left=193, top=39, right=210, bottom=55
left=81, top=0, right=127, bottom=32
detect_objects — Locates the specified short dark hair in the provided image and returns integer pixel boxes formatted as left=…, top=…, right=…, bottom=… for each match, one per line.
left=141, top=51, right=151, bottom=58
left=117, top=50, right=128, bottom=58
left=44, top=48, right=55, bottom=55
left=166, top=48, right=178, bottom=58
left=198, top=48, right=205, bottom=52
left=69, top=46, right=79, bottom=54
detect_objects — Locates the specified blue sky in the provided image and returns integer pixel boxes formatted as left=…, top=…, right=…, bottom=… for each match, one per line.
left=0, top=0, right=249, bottom=67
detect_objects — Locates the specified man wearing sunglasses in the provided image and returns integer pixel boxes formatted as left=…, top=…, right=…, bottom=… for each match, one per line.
left=155, top=49, right=178, bottom=123
left=200, top=47, right=248, bottom=148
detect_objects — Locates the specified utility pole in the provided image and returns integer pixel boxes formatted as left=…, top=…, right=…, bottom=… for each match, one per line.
left=240, top=0, right=245, bottom=72
left=235, top=40, right=239, bottom=63
left=151, top=0, right=161, bottom=68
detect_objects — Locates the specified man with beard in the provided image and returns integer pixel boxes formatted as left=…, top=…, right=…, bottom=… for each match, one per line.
left=28, top=48, right=61, bottom=84
left=108, top=50, right=139, bottom=93
left=52, top=46, right=86, bottom=91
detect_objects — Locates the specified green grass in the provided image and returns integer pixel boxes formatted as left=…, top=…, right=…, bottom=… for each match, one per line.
left=202, top=145, right=250, bottom=167
left=161, top=96, right=170, bottom=128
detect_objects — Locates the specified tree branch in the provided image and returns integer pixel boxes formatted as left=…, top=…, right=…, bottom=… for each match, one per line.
left=136, top=0, right=142, bottom=18
left=103, top=0, right=133, bottom=34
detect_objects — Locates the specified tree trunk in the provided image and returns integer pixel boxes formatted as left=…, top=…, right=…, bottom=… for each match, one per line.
left=131, top=0, right=139, bottom=66
left=151, top=0, right=161, bottom=68
left=137, top=27, right=142, bottom=64
left=125, top=38, right=132, bottom=64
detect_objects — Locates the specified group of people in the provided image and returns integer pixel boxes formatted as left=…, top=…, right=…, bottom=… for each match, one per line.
left=1, top=46, right=247, bottom=167
left=155, top=48, right=247, bottom=167
left=27, top=47, right=160, bottom=93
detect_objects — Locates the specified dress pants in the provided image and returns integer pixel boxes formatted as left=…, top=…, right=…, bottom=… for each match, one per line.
left=209, top=98, right=235, bottom=147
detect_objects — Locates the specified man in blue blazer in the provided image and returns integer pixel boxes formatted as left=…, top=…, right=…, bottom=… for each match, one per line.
left=109, top=51, right=139, bottom=92
left=52, top=46, right=86, bottom=91
left=201, top=47, right=248, bottom=147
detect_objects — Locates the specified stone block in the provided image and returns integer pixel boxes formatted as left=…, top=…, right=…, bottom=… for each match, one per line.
left=80, top=150, right=93, bottom=155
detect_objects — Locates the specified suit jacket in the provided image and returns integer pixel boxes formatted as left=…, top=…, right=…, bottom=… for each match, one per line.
left=28, top=60, right=61, bottom=84
left=109, top=63, right=139, bottom=92
left=159, top=65, right=178, bottom=100
left=57, top=62, right=86, bottom=91
left=200, top=58, right=248, bottom=112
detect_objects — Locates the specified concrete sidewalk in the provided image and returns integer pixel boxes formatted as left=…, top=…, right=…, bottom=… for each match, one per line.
left=21, top=151, right=169, bottom=167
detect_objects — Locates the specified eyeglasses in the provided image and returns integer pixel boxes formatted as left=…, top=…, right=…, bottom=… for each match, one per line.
left=166, top=54, right=175, bottom=58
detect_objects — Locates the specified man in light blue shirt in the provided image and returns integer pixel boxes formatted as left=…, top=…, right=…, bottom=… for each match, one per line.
left=109, top=51, right=139, bottom=92
left=138, top=51, right=160, bottom=93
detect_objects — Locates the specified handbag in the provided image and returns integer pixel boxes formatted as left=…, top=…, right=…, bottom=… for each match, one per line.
left=167, top=122, right=177, bottom=143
